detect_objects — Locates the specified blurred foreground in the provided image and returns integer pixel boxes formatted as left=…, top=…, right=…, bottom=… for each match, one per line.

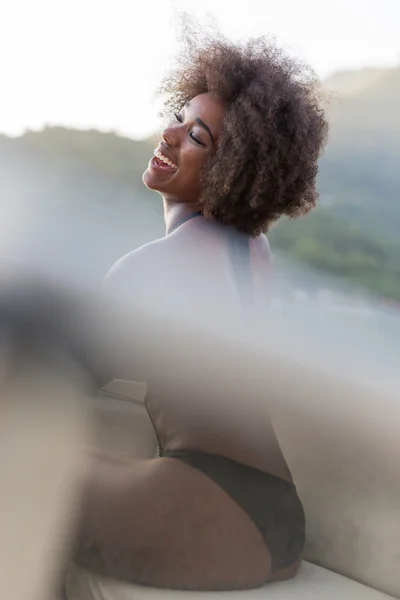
left=0, top=273, right=398, bottom=600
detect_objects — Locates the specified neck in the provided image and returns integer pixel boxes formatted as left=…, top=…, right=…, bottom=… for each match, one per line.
left=163, top=198, right=200, bottom=235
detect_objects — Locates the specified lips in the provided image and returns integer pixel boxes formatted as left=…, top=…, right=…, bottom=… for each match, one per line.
left=152, top=145, right=178, bottom=170
left=151, top=155, right=177, bottom=174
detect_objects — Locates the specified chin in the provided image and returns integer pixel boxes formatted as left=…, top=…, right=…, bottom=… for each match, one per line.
left=142, top=168, right=157, bottom=191
left=142, top=168, right=170, bottom=194
left=142, top=168, right=151, bottom=188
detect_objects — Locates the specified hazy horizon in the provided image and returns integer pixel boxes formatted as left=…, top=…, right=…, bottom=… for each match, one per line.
left=2, top=0, right=400, bottom=140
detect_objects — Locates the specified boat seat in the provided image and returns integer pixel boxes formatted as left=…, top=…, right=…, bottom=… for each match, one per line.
left=66, top=378, right=400, bottom=600
left=93, top=379, right=158, bottom=459
left=66, top=561, right=396, bottom=600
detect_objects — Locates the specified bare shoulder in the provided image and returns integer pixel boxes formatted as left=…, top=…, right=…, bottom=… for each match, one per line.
left=104, top=236, right=173, bottom=290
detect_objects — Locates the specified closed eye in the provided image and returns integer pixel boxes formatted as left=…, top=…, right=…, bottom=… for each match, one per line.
left=174, top=113, right=205, bottom=146
left=190, top=132, right=205, bottom=146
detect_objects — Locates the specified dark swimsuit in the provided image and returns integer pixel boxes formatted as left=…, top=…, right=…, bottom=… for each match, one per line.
left=162, top=212, right=306, bottom=574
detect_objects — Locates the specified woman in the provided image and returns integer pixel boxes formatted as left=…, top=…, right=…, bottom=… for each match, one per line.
left=72, top=23, right=328, bottom=592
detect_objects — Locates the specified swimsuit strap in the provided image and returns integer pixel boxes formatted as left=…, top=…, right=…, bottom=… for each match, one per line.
left=227, top=229, right=253, bottom=315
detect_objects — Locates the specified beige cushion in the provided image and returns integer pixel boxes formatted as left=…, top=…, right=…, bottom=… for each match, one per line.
left=273, top=410, right=400, bottom=599
left=90, top=381, right=400, bottom=599
left=94, top=380, right=158, bottom=459
left=66, top=561, right=396, bottom=600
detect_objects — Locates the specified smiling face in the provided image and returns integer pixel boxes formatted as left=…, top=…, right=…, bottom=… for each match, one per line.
left=142, top=93, right=225, bottom=204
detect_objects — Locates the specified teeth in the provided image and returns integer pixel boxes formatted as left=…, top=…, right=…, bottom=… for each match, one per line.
left=154, top=149, right=177, bottom=169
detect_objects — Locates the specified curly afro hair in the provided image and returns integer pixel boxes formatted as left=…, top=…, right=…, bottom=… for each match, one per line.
left=158, top=17, right=329, bottom=237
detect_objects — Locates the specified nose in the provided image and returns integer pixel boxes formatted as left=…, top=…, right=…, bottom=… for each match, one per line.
left=162, top=124, right=180, bottom=147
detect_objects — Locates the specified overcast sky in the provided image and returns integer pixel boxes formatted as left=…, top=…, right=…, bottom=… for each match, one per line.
left=1, top=0, right=399, bottom=139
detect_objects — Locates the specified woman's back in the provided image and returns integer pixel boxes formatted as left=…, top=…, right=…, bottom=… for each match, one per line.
left=106, top=214, right=272, bottom=331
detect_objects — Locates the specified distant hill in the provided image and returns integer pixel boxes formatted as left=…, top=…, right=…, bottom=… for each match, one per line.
left=325, top=67, right=399, bottom=97
left=0, top=66, right=399, bottom=298
left=269, top=66, right=400, bottom=299
left=324, top=66, right=400, bottom=165
left=0, top=128, right=164, bottom=284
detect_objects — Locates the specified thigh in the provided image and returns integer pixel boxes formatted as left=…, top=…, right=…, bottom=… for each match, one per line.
left=76, top=456, right=271, bottom=590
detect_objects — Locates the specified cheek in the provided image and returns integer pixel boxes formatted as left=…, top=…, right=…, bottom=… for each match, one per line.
left=179, top=151, right=210, bottom=189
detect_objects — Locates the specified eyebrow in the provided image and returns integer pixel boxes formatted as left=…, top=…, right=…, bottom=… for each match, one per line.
left=194, top=117, right=215, bottom=144
left=184, top=102, right=215, bottom=144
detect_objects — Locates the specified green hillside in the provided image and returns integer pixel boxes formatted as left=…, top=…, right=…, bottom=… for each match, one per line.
left=269, top=66, right=400, bottom=299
